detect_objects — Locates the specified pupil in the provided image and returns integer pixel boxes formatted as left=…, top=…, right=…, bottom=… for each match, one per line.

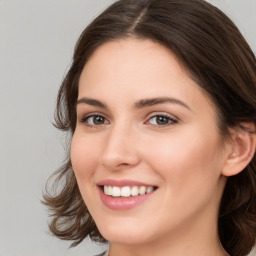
left=157, top=116, right=168, bottom=125
left=94, top=116, right=104, bottom=124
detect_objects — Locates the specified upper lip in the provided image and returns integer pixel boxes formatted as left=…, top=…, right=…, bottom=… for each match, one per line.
left=97, top=179, right=157, bottom=187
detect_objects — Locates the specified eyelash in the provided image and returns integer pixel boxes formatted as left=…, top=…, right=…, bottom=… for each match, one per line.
left=146, top=113, right=178, bottom=127
left=81, top=113, right=109, bottom=127
left=80, top=113, right=178, bottom=128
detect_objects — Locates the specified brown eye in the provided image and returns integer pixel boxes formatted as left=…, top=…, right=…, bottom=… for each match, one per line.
left=156, top=116, right=169, bottom=125
left=82, top=115, right=108, bottom=126
left=93, top=115, right=105, bottom=125
left=148, top=115, right=177, bottom=126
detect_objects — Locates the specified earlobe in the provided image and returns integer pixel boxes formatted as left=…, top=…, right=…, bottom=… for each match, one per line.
left=222, top=123, right=256, bottom=177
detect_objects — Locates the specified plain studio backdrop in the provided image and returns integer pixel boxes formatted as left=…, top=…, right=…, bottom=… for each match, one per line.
left=0, top=0, right=255, bottom=255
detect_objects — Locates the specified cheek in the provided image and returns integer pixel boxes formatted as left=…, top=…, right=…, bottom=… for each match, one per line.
left=70, top=133, right=100, bottom=181
left=142, top=129, right=224, bottom=221
left=142, top=127, right=223, bottom=190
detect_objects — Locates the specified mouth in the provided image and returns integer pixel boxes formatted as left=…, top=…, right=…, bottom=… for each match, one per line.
left=100, top=185, right=158, bottom=197
left=97, top=180, right=158, bottom=210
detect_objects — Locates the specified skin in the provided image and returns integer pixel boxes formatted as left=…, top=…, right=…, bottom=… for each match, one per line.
left=71, top=38, right=232, bottom=256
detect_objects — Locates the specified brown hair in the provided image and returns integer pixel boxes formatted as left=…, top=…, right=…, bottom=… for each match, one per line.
left=43, top=0, right=256, bottom=255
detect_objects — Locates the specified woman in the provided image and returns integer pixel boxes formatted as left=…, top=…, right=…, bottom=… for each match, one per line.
left=43, top=0, right=256, bottom=255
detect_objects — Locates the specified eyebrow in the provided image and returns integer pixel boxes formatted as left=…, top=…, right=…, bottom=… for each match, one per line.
left=76, top=97, right=107, bottom=109
left=134, top=97, right=191, bottom=110
left=76, top=96, right=191, bottom=111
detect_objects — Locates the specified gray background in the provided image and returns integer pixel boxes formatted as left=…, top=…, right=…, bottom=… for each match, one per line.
left=0, top=1, right=255, bottom=255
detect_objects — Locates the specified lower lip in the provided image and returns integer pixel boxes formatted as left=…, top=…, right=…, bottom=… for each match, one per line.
left=98, top=187, right=156, bottom=210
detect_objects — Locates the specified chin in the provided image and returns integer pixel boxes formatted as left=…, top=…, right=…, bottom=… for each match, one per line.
left=97, top=220, right=153, bottom=245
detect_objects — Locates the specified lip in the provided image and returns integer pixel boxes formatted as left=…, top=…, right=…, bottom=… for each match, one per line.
left=97, top=179, right=156, bottom=187
left=98, top=187, right=156, bottom=210
left=97, top=179, right=157, bottom=210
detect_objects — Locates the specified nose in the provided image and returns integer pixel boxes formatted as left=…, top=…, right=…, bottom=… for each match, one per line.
left=99, top=124, right=140, bottom=171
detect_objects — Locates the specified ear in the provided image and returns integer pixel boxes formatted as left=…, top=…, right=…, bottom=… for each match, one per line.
left=222, top=123, right=256, bottom=177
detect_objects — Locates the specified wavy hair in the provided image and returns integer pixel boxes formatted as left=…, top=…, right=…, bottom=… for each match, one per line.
left=43, top=0, right=256, bottom=255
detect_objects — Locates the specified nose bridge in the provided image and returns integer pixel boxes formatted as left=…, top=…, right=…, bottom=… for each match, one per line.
left=100, top=120, right=139, bottom=170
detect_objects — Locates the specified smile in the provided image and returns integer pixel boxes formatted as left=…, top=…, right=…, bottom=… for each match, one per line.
left=97, top=181, right=158, bottom=210
left=103, top=185, right=155, bottom=197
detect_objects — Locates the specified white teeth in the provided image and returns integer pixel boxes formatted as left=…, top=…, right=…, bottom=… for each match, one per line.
left=104, top=186, right=108, bottom=194
left=139, top=186, right=146, bottom=195
left=120, top=186, right=131, bottom=197
left=105, top=186, right=112, bottom=196
left=112, top=186, right=121, bottom=197
left=103, top=185, right=155, bottom=197
left=108, top=186, right=113, bottom=196
left=146, top=186, right=154, bottom=193
left=131, top=186, right=139, bottom=196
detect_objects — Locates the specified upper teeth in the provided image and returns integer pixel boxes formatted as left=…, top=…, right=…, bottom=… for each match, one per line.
left=103, top=185, right=154, bottom=197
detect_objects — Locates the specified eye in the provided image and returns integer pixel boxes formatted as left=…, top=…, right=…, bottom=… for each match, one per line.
left=82, top=114, right=109, bottom=126
left=147, top=114, right=177, bottom=126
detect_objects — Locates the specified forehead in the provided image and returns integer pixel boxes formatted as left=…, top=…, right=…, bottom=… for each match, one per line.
left=78, top=38, right=214, bottom=113
left=80, top=39, right=188, bottom=89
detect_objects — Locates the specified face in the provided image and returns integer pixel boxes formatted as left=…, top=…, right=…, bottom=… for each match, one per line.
left=71, top=38, right=228, bottom=246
